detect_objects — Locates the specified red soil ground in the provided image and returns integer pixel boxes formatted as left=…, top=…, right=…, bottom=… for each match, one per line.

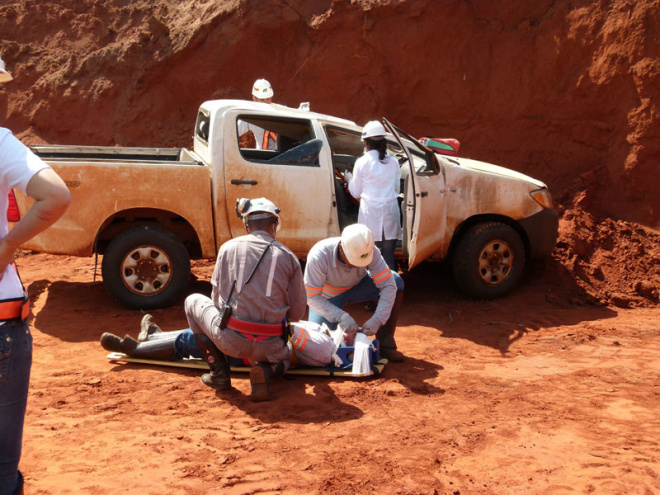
left=1, top=0, right=659, bottom=493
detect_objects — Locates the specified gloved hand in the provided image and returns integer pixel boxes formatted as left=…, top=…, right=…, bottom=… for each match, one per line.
left=338, top=312, right=358, bottom=334
left=361, top=317, right=380, bottom=337
left=343, top=171, right=353, bottom=183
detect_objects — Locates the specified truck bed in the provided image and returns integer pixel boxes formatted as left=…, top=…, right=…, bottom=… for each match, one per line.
left=31, top=145, right=201, bottom=165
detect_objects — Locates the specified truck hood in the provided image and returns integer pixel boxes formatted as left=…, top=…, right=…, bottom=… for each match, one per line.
left=445, top=156, right=547, bottom=189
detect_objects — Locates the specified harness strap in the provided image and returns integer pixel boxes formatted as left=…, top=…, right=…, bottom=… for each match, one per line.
left=226, top=316, right=283, bottom=337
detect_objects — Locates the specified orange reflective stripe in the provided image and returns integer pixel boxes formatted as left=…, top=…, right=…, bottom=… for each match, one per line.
left=293, top=329, right=309, bottom=351
left=373, top=270, right=393, bottom=284
left=305, top=286, right=322, bottom=298
left=262, top=130, right=277, bottom=149
left=322, top=284, right=349, bottom=295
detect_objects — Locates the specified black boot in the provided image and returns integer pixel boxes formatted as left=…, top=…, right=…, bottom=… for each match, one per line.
left=100, top=332, right=176, bottom=360
left=376, top=291, right=405, bottom=362
left=193, top=333, right=231, bottom=391
left=250, top=361, right=285, bottom=402
left=138, top=314, right=162, bottom=342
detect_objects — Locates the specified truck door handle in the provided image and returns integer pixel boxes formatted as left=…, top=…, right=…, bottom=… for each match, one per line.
left=231, top=179, right=258, bottom=185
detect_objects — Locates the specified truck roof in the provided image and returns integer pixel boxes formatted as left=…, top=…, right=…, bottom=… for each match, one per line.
left=199, top=99, right=359, bottom=128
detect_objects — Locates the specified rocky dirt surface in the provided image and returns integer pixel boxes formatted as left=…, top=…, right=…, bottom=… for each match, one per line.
left=16, top=251, right=660, bottom=495
left=2, top=0, right=660, bottom=493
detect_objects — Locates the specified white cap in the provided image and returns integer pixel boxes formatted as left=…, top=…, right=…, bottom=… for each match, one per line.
left=236, top=197, right=280, bottom=221
left=0, top=56, right=13, bottom=83
left=361, top=120, right=387, bottom=141
left=341, top=224, right=374, bottom=267
left=252, top=79, right=274, bottom=100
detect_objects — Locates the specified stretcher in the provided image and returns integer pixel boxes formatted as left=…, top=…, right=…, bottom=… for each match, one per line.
left=106, top=352, right=388, bottom=377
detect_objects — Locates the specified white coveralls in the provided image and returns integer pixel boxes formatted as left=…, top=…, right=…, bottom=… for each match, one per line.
left=347, top=149, right=401, bottom=242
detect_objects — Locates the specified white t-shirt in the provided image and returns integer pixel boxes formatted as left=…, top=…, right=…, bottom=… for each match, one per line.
left=0, top=127, right=50, bottom=299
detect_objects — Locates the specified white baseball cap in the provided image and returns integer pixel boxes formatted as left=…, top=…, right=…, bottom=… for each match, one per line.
left=341, top=224, right=374, bottom=267
left=0, top=56, right=13, bottom=83
left=252, top=79, right=274, bottom=100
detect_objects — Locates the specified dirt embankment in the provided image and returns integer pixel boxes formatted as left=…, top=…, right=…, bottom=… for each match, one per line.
left=1, top=0, right=659, bottom=303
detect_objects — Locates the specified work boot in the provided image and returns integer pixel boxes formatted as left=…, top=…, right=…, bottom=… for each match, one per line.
left=376, top=291, right=405, bottom=362
left=250, top=361, right=285, bottom=402
left=100, top=332, right=124, bottom=353
left=194, top=333, right=232, bottom=391
left=100, top=332, right=176, bottom=360
left=380, top=348, right=405, bottom=362
left=138, top=314, right=162, bottom=342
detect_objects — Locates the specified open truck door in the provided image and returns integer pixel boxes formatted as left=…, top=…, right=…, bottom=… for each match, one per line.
left=383, top=118, right=447, bottom=270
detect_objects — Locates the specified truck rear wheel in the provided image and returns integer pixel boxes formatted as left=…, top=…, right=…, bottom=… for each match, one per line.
left=102, top=226, right=191, bottom=309
left=452, top=222, right=525, bottom=299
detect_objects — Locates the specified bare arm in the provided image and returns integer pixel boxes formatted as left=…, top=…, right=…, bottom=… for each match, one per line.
left=0, top=168, right=71, bottom=277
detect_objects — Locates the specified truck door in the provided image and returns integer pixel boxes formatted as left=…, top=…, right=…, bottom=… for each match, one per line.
left=224, top=113, right=334, bottom=255
left=383, top=119, right=447, bottom=270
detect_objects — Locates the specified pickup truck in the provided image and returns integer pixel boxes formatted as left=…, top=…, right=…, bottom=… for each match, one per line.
left=11, top=99, right=558, bottom=309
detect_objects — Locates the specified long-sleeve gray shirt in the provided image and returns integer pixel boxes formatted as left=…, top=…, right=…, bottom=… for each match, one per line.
left=303, top=237, right=396, bottom=326
left=211, top=231, right=306, bottom=324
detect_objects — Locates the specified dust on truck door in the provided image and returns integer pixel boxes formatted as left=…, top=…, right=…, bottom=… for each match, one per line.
left=223, top=112, right=333, bottom=255
left=384, top=118, right=447, bottom=269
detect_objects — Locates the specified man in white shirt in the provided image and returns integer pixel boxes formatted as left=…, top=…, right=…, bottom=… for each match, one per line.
left=0, top=55, right=71, bottom=495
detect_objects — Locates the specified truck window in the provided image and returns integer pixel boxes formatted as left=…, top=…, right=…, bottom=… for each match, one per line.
left=236, top=116, right=321, bottom=167
left=195, top=109, right=210, bottom=144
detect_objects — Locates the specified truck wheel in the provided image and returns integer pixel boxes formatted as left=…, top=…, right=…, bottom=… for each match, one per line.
left=102, top=226, right=191, bottom=309
left=452, top=222, right=525, bottom=299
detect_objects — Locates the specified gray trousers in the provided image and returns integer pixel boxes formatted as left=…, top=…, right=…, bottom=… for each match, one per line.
left=184, top=293, right=291, bottom=367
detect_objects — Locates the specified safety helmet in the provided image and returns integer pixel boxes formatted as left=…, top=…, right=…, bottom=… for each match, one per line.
left=252, top=79, right=274, bottom=100
left=361, top=120, right=387, bottom=141
left=340, top=224, right=374, bottom=267
left=236, top=197, right=280, bottom=222
left=0, top=56, right=13, bottom=83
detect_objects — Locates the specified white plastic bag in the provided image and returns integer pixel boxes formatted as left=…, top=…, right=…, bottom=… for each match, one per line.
left=351, top=332, right=373, bottom=376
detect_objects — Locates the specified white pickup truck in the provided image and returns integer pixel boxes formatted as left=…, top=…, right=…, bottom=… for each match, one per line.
left=12, top=99, right=558, bottom=309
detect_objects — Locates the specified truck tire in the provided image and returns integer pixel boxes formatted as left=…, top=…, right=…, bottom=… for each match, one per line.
left=102, top=226, right=191, bottom=309
left=452, top=222, right=526, bottom=299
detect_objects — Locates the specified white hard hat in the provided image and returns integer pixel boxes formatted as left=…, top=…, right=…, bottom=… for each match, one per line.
left=361, top=120, right=387, bottom=140
left=341, top=224, right=374, bottom=267
left=236, top=197, right=280, bottom=221
left=252, top=79, right=274, bottom=100
left=0, top=56, right=13, bottom=83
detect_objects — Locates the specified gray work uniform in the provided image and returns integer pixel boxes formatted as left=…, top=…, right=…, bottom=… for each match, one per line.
left=304, top=237, right=397, bottom=327
left=185, top=230, right=306, bottom=366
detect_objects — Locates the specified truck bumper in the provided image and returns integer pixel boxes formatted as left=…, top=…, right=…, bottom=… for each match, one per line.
left=519, top=208, right=559, bottom=259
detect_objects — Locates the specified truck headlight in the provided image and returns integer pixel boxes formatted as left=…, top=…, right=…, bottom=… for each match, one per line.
left=530, top=188, right=554, bottom=209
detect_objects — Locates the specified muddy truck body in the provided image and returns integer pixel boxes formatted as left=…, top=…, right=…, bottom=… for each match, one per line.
left=11, top=100, right=558, bottom=308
